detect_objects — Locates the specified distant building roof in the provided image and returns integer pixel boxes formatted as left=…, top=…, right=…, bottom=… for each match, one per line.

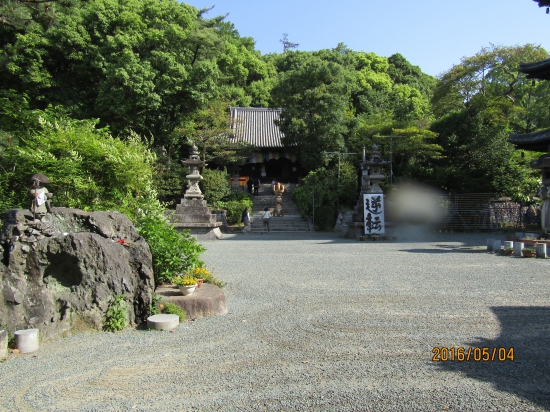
left=508, top=128, right=550, bottom=151
left=230, top=107, right=284, bottom=148
left=518, top=58, right=550, bottom=80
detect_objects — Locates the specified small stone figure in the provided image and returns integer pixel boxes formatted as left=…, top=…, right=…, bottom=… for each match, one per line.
left=29, top=173, right=52, bottom=219
left=273, top=194, right=284, bottom=217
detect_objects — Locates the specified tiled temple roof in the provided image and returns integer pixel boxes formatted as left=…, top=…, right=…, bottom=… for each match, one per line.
left=508, top=128, right=550, bottom=151
left=518, top=58, right=550, bottom=80
left=230, top=107, right=284, bottom=148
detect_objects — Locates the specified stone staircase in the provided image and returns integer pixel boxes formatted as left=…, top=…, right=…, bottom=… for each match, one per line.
left=249, top=184, right=310, bottom=232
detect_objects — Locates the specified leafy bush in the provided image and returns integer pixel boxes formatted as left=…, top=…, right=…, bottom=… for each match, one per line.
left=160, top=302, right=186, bottom=322
left=0, top=106, right=156, bottom=215
left=293, top=162, right=358, bottom=230
left=0, top=104, right=207, bottom=286
left=216, top=199, right=253, bottom=224
left=200, top=168, right=231, bottom=205
left=136, top=206, right=205, bottom=284
left=103, top=294, right=128, bottom=332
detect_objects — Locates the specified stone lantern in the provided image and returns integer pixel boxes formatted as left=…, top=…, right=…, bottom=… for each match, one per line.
left=168, top=144, right=222, bottom=239
left=347, top=144, right=389, bottom=238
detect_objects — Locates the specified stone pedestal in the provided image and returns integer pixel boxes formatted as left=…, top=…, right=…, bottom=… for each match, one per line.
left=536, top=243, right=547, bottom=258
left=147, top=314, right=179, bottom=331
left=155, top=284, right=227, bottom=320
left=514, top=242, right=525, bottom=257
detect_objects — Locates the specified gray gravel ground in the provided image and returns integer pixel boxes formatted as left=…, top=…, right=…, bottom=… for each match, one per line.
left=1, top=228, right=550, bottom=411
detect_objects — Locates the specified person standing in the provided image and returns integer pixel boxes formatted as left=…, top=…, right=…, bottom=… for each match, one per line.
left=261, top=207, right=271, bottom=234
left=247, top=177, right=253, bottom=194
left=253, top=177, right=260, bottom=196
left=241, top=206, right=251, bottom=234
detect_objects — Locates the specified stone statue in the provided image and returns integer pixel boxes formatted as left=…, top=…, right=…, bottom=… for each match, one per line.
left=29, top=173, right=52, bottom=219
left=273, top=194, right=284, bottom=217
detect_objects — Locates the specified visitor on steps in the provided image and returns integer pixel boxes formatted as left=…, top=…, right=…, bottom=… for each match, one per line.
left=262, top=207, right=271, bottom=234
left=241, top=207, right=251, bottom=234
left=247, top=177, right=253, bottom=194
left=253, top=178, right=260, bottom=196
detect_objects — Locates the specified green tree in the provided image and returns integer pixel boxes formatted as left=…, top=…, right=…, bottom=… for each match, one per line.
left=431, top=45, right=548, bottom=195
left=271, top=53, right=351, bottom=170
left=0, top=0, right=221, bottom=143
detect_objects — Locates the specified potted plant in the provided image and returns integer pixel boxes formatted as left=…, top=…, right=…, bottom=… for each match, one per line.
left=503, top=247, right=514, bottom=256
left=187, top=267, right=210, bottom=288
left=522, top=247, right=536, bottom=258
left=173, top=275, right=198, bottom=296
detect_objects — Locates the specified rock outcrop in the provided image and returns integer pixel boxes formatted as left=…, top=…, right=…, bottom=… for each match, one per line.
left=0, top=208, right=154, bottom=341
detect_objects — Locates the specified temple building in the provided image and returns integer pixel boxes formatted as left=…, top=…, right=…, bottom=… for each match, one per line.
left=508, top=57, right=550, bottom=232
left=229, top=107, right=305, bottom=183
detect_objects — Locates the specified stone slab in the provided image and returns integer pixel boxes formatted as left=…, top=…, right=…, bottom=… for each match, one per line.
left=147, top=314, right=179, bottom=331
left=0, top=330, right=7, bottom=358
left=155, top=283, right=227, bottom=320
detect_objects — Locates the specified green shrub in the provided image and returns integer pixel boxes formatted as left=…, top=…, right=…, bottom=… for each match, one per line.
left=200, top=168, right=231, bottom=205
left=161, top=302, right=186, bottom=322
left=293, top=162, right=358, bottom=230
left=136, top=206, right=205, bottom=284
left=0, top=103, right=208, bottom=286
left=216, top=199, right=253, bottom=224
left=103, top=294, right=128, bottom=332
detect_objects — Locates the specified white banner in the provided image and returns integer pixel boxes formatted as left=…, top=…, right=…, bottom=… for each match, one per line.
left=364, top=194, right=385, bottom=234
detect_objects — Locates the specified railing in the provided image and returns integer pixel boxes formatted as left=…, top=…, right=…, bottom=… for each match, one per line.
left=437, top=194, right=541, bottom=231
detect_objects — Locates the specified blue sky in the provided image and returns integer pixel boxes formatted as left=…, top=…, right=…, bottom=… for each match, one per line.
left=183, top=0, right=550, bottom=77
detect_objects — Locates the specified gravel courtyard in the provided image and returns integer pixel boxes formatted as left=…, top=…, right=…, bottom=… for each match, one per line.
left=1, top=230, right=549, bottom=411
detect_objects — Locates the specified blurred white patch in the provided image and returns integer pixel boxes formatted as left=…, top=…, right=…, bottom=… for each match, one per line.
left=386, top=182, right=446, bottom=225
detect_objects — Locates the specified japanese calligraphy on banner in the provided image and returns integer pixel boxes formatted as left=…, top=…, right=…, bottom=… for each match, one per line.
left=364, top=194, right=385, bottom=234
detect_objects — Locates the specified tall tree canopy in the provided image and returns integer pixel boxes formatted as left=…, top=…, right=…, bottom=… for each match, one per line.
left=431, top=44, right=548, bottom=195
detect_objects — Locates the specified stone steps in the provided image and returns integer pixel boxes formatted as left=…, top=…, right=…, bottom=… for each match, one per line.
left=249, top=184, right=309, bottom=232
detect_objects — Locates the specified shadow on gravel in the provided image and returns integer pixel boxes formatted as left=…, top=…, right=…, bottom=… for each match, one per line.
left=437, top=306, right=550, bottom=409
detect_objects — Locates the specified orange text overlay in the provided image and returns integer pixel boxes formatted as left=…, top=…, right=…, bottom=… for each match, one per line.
left=432, top=347, right=514, bottom=362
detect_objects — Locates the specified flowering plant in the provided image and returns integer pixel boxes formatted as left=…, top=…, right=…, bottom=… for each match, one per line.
left=187, top=266, right=210, bottom=279
left=173, top=275, right=198, bottom=286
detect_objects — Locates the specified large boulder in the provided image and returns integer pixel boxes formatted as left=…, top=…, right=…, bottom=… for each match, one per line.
left=0, top=208, right=154, bottom=341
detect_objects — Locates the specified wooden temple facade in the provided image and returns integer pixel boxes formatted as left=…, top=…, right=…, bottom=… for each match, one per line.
left=229, top=107, right=305, bottom=183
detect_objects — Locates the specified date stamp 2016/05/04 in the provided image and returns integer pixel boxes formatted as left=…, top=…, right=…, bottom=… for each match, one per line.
left=432, top=347, right=514, bottom=362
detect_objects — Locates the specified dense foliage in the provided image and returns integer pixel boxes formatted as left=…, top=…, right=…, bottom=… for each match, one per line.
left=293, top=162, right=358, bottom=230
left=1, top=0, right=548, bottom=235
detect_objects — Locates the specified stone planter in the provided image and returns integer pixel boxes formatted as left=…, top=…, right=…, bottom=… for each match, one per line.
left=178, top=285, right=197, bottom=296
left=503, top=248, right=514, bottom=256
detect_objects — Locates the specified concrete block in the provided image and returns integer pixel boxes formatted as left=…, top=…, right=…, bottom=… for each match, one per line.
left=514, top=242, right=524, bottom=257
left=503, top=241, right=514, bottom=249
left=147, top=314, right=179, bottom=331
left=0, top=330, right=7, bottom=358
left=14, top=329, right=39, bottom=353
left=487, top=238, right=494, bottom=252
left=493, top=239, right=502, bottom=253
left=536, top=243, right=547, bottom=259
